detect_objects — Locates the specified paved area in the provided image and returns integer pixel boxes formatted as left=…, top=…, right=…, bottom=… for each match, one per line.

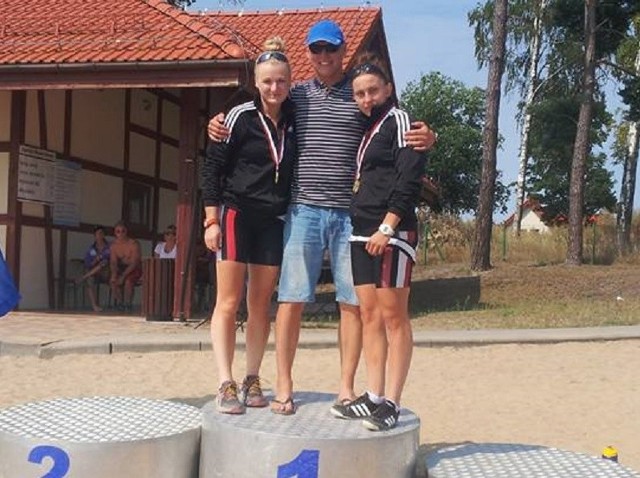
left=1, top=310, right=639, bottom=358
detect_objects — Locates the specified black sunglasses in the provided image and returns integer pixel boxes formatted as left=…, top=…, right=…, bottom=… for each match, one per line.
left=309, top=43, right=340, bottom=54
left=351, top=63, right=388, bottom=82
left=256, top=51, right=289, bottom=64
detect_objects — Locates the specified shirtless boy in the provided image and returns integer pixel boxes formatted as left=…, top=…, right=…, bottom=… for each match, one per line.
left=109, top=221, right=142, bottom=311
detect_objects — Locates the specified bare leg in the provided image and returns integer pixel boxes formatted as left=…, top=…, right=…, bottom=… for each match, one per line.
left=355, top=285, right=385, bottom=397
left=85, top=282, right=102, bottom=312
left=210, top=261, right=246, bottom=386
left=337, top=302, right=362, bottom=401
left=378, top=288, right=412, bottom=405
left=245, top=264, right=279, bottom=377
left=123, top=278, right=135, bottom=305
left=110, top=281, right=123, bottom=306
left=273, top=302, right=304, bottom=402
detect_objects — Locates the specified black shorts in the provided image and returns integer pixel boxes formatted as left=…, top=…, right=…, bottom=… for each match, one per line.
left=351, top=230, right=418, bottom=288
left=218, top=206, right=284, bottom=266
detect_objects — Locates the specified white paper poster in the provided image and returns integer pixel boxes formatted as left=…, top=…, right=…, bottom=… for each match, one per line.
left=52, top=159, right=81, bottom=227
left=17, top=145, right=82, bottom=227
left=17, top=145, right=55, bottom=204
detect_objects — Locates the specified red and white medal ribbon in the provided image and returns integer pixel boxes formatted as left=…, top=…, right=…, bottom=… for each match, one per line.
left=354, top=108, right=394, bottom=192
left=257, top=111, right=285, bottom=184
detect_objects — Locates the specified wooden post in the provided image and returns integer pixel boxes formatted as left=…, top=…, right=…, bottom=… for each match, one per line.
left=38, top=90, right=56, bottom=309
left=173, top=88, right=199, bottom=320
left=6, top=91, right=26, bottom=287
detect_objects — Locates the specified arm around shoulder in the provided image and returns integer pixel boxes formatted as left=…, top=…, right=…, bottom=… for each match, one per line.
left=405, top=121, right=437, bottom=152
left=207, top=112, right=229, bottom=142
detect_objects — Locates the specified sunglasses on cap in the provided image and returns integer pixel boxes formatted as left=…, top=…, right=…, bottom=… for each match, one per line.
left=309, top=43, right=340, bottom=54
left=256, top=51, right=289, bottom=64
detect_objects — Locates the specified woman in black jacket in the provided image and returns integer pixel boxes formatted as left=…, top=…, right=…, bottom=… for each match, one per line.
left=333, top=53, right=426, bottom=431
left=202, top=37, right=296, bottom=415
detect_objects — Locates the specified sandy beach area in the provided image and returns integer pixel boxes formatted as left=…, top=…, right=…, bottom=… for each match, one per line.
left=1, top=339, right=639, bottom=472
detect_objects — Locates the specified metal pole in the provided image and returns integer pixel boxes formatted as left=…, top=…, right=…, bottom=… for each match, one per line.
left=591, top=221, right=597, bottom=264
left=423, top=221, right=429, bottom=265
left=502, top=224, right=507, bottom=261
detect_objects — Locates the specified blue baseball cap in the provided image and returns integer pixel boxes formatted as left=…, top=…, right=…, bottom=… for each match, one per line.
left=306, top=19, right=345, bottom=46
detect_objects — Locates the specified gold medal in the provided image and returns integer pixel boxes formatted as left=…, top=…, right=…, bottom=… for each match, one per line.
left=353, top=179, right=360, bottom=193
left=275, top=170, right=279, bottom=184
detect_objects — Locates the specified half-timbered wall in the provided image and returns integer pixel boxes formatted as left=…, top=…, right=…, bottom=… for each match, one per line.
left=0, top=86, right=217, bottom=309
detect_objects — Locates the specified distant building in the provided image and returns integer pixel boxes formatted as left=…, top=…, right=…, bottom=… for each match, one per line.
left=503, top=198, right=550, bottom=233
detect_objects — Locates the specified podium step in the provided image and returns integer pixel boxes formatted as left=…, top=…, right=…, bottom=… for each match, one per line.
left=426, top=443, right=640, bottom=478
left=200, top=391, right=420, bottom=478
left=0, top=396, right=202, bottom=478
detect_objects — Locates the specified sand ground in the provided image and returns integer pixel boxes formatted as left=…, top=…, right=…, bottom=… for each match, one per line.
left=1, top=340, right=639, bottom=472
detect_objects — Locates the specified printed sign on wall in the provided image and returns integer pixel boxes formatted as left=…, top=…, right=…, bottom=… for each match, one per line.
left=17, top=145, right=55, bottom=204
left=17, top=145, right=81, bottom=227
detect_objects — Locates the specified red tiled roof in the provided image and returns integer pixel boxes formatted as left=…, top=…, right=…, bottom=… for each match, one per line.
left=199, top=7, right=382, bottom=82
left=0, top=0, right=249, bottom=65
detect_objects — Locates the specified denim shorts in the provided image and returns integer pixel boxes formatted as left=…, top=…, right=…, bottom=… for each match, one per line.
left=278, top=204, right=358, bottom=305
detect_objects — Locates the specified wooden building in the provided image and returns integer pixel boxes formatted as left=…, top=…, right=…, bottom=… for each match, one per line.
left=0, top=0, right=391, bottom=317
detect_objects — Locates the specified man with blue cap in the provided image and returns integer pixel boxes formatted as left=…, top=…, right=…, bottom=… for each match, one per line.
left=307, top=18, right=345, bottom=45
left=208, top=18, right=436, bottom=416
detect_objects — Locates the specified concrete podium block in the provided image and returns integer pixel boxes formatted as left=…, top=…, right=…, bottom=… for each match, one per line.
left=200, top=391, right=420, bottom=478
left=0, top=396, right=202, bottom=478
left=426, top=443, right=640, bottom=477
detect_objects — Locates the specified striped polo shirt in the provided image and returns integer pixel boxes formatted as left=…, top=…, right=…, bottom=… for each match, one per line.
left=290, top=77, right=365, bottom=209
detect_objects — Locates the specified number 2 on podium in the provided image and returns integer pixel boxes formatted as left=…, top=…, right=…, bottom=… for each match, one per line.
left=28, top=445, right=70, bottom=478
left=277, top=449, right=320, bottom=478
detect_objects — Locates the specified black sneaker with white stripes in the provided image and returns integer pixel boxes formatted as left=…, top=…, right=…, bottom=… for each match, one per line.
left=362, top=400, right=400, bottom=431
left=330, top=393, right=379, bottom=419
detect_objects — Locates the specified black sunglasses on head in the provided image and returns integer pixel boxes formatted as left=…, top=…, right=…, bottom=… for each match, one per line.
left=309, top=43, right=340, bottom=54
left=256, top=51, right=289, bottom=64
left=351, top=62, right=388, bottom=82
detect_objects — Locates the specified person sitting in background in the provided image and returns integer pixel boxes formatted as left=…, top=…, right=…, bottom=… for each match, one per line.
left=78, top=225, right=110, bottom=312
left=109, top=221, right=142, bottom=312
left=154, top=225, right=177, bottom=259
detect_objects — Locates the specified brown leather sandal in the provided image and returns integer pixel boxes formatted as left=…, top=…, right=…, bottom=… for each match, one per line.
left=270, top=397, right=296, bottom=415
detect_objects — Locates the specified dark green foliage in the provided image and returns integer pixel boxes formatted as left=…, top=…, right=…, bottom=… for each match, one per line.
left=469, top=0, right=552, bottom=96
left=400, top=72, right=510, bottom=215
left=619, top=77, right=640, bottom=122
left=527, top=90, right=616, bottom=218
left=470, top=0, right=637, bottom=224
left=551, top=0, right=640, bottom=57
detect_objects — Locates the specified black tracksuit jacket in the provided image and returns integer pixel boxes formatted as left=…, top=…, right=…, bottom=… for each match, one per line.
left=349, top=98, right=426, bottom=236
left=202, top=97, right=297, bottom=218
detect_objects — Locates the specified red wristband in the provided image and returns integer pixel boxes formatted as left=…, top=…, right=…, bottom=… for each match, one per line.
left=203, top=217, right=219, bottom=229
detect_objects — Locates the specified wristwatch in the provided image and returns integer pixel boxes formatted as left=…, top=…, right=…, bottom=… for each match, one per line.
left=378, top=224, right=395, bottom=237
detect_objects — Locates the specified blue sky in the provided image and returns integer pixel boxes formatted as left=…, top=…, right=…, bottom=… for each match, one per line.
left=193, top=0, right=625, bottom=219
